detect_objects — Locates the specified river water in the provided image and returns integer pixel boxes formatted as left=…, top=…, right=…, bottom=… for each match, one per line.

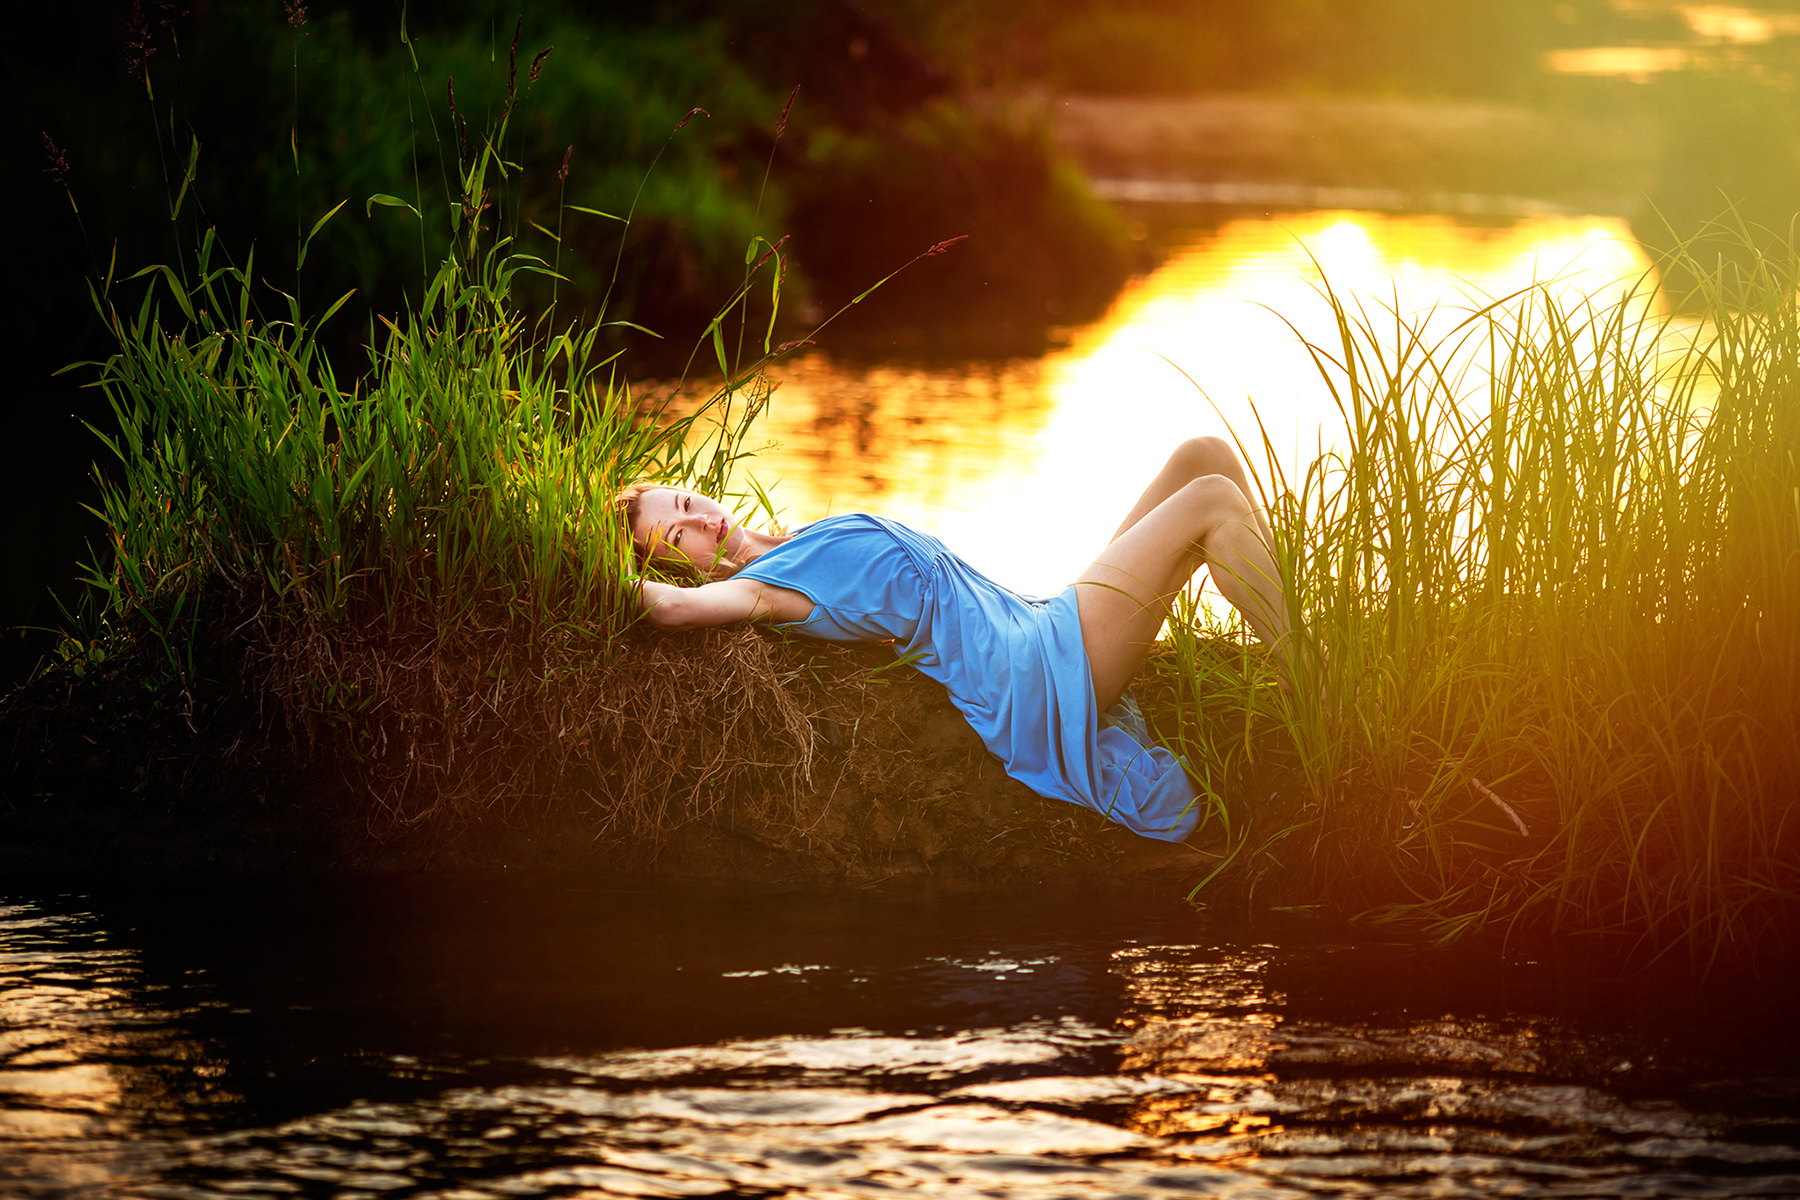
left=4, top=876, right=1798, bottom=1198
left=740, top=209, right=1656, bottom=597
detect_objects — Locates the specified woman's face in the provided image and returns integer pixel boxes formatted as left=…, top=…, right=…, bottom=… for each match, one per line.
left=631, top=488, right=743, bottom=574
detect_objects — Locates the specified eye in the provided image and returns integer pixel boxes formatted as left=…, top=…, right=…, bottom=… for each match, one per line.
left=673, top=530, right=683, bottom=546
left=684, top=495, right=692, bottom=512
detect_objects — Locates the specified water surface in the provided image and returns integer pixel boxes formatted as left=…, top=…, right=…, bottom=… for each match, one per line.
left=4, top=877, right=1798, bottom=1198
left=744, top=210, right=1654, bottom=596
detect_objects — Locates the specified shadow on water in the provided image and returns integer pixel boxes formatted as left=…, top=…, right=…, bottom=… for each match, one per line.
left=4, top=875, right=1799, bottom=1197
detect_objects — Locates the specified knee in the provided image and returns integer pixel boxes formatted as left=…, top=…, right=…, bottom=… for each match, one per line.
left=1174, top=474, right=1253, bottom=532
left=1170, top=435, right=1239, bottom=481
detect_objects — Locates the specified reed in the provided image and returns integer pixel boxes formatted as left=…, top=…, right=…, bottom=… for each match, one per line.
left=43, top=9, right=836, bottom=842
left=68, top=209, right=801, bottom=815
left=64, top=0, right=808, bottom=667
left=73, top=232, right=773, bottom=644
left=1162, top=221, right=1800, bottom=960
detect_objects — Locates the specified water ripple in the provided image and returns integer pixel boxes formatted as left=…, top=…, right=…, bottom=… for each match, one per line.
left=3, top=887, right=1797, bottom=1199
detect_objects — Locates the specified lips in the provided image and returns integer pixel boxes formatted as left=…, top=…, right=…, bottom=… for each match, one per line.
left=718, top=516, right=730, bottom=543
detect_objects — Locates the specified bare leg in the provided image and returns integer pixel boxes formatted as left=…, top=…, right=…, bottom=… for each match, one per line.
left=1077, top=473, right=1291, bottom=710
left=1109, top=436, right=1276, bottom=554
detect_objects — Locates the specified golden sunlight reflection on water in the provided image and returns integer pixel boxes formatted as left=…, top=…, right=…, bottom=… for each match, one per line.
left=737, top=212, right=1655, bottom=596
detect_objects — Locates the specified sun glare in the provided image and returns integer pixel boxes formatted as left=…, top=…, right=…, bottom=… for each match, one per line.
left=745, top=212, right=1657, bottom=595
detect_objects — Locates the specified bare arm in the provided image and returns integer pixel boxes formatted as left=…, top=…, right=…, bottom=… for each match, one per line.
left=638, top=577, right=815, bottom=630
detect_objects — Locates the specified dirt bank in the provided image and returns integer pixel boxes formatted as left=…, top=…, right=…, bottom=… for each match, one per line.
left=0, top=626, right=1219, bottom=890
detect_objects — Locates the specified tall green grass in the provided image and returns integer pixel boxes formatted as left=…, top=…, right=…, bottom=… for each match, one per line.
left=61, top=13, right=801, bottom=696
left=75, top=236, right=773, bottom=657
left=58, top=163, right=802, bottom=839
left=1166, top=224, right=1800, bottom=959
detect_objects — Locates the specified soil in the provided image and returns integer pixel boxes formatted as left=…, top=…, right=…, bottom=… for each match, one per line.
left=0, top=629, right=1217, bottom=891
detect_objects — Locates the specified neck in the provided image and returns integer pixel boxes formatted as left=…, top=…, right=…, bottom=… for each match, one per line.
left=736, top=528, right=781, bottom=564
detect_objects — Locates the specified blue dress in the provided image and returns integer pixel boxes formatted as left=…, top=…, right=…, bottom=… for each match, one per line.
left=735, top=514, right=1199, bottom=841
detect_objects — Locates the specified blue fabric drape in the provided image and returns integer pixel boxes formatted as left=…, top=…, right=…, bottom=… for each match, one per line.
left=736, top=514, right=1198, bottom=841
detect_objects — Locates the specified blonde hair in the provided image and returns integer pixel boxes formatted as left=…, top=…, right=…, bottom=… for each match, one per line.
left=615, top=482, right=787, bottom=583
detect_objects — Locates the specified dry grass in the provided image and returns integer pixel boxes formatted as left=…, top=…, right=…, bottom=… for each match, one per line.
left=5, top=574, right=1166, bottom=883
left=240, top=591, right=828, bottom=854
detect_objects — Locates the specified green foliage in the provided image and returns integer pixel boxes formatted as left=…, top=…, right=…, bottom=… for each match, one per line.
left=66, top=11, right=800, bottom=685
left=1172, top=219, right=1800, bottom=957
left=75, top=228, right=781, bottom=655
left=868, top=0, right=1558, bottom=97
left=414, top=16, right=779, bottom=330
left=62, top=2, right=782, bottom=350
left=788, top=101, right=1129, bottom=334
left=41, top=1, right=1800, bottom=955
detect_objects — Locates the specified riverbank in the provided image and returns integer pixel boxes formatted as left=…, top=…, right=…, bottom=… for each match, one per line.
left=0, top=629, right=1211, bottom=890
left=1043, top=92, right=1652, bottom=225
left=10, top=212, right=1798, bottom=964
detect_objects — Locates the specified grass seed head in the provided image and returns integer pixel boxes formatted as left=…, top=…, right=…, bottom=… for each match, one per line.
left=776, top=84, right=800, bottom=139
left=751, top=233, right=790, bottom=274
left=507, top=16, right=522, bottom=100
left=41, top=133, right=69, bottom=185
left=123, top=0, right=154, bottom=75
left=447, top=77, right=468, bottom=158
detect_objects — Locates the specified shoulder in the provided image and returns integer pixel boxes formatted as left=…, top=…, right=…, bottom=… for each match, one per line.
left=740, top=514, right=938, bottom=583
left=748, top=513, right=887, bottom=556
left=790, top=512, right=881, bottom=534
left=787, top=512, right=929, bottom=542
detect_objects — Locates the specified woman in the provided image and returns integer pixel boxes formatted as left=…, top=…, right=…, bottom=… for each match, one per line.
left=619, top=437, right=1295, bottom=842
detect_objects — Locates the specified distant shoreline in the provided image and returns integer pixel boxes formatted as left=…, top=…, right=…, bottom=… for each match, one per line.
left=1038, top=92, right=1652, bottom=222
